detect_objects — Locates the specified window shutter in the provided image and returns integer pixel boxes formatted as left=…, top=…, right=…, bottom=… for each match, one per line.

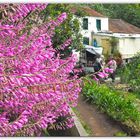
left=96, top=19, right=101, bottom=31
left=83, top=18, right=88, bottom=30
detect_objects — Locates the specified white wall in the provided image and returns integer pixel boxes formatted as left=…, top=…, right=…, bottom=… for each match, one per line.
left=113, top=33, right=140, bottom=38
left=118, top=38, right=140, bottom=59
left=81, top=16, right=109, bottom=32
left=79, top=16, right=109, bottom=45
left=72, top=50, right=80, bottom=62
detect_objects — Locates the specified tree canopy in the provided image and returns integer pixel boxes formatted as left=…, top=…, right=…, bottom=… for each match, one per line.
left=89, top=4, right=140, bottom=28
left=43, top=4, right=83, bottom=57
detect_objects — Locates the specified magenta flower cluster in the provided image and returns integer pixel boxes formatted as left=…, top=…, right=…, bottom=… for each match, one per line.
left=0, top=4, right=81, bottom=136
left=93, top=68, right=114, bottom=81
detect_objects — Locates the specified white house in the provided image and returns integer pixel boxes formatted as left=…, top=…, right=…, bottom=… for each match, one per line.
left=71, top=6, right=140, bottom=65
left=109, top=19, right=140, bottom=61
left=72, top=7, right=108, bottom=48
left=92, top=19, right=140, bottom=62
left=71, top=6, right=106, bottom=72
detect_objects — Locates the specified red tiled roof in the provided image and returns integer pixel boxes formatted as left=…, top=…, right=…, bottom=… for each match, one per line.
left=70, top=6, right=105, bottom=17
left=109, top=19, right=140, bottom=34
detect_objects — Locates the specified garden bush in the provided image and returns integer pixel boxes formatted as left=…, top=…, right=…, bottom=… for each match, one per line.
left=120, top=53, right=140, bottom=94
left=0, top=4, right=81, bottom=136
left=82, top=77, right=140, bottom=134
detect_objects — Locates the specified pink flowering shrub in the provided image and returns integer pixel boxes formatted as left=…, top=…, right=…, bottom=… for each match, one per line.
left=97, top=71, right=109, bottom=79
left=93, top=68, right=114, bottom=82
left=0, top=4, right=81, bottom=136
left=104, top=68, right=114, bottom=73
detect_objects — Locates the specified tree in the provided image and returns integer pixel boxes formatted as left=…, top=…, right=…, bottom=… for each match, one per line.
left=109, top=37, right=118, bottom=54
left=0, top=4, right=81, bottom=136
left=90, top=4, right=140, bottom=28
left=43, top=4, right=83, bottom=58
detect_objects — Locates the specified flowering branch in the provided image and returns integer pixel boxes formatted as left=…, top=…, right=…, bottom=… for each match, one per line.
left=0, top=4, right=81, bottom=136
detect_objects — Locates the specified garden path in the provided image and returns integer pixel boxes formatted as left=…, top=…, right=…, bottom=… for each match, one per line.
left=75, top=94, right=124, bottom=136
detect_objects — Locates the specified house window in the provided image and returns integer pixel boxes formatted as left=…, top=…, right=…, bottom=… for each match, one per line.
left=96, top=19, right=101, bottom=31
left=83, top=18, right=88, bottom=30
left=83, top=37, right=89, bottom=45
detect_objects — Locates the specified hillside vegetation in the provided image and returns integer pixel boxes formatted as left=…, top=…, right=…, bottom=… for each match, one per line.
left=80, top=4, right=140, bottom=28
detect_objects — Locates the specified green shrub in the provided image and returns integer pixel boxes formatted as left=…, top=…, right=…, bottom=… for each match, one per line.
left=114, top=131, right=127, bottom=137
left=120, top=53, right=140, bottom=94
left=82, top=77, right=140, bottom=134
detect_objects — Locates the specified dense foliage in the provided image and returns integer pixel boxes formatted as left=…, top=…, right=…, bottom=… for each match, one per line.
left=0, top=4, right=81, bottom=136
left=43, top=4, right=83, bottom=58
left=120, top=54, right=140, bottom=94
left=82, top=77, right=140, bottom=134
left=90, top=4, right=140, bottom=28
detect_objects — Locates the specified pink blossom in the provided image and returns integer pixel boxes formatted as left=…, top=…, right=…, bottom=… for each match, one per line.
left=97, top=72, right=109, bottom=78
left=93, top=75, right=99, bottom=81
left=0, top=4, right=81, bottom=136
left=104, top=67, right=114, bottom=73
